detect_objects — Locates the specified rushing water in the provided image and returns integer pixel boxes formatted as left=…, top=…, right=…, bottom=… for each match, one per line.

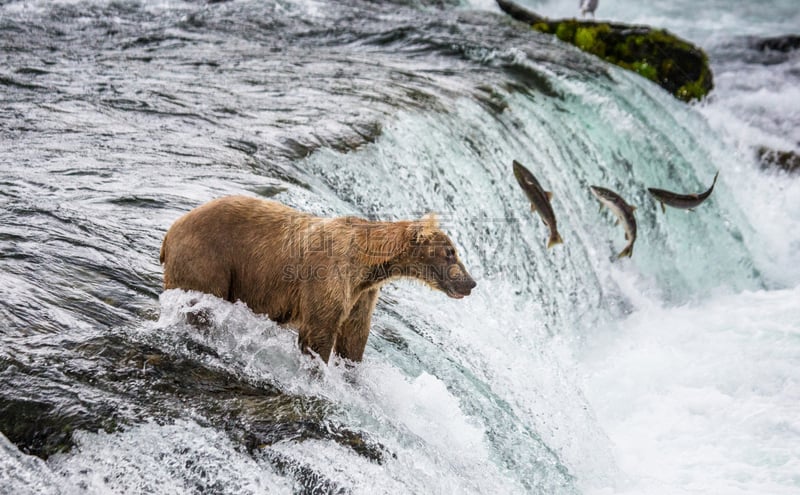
left=1, top=0, right=798, bottom=494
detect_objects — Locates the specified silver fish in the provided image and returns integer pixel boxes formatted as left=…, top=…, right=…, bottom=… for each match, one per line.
left=648, top=171, right=719, bottom=213
left=513, top=160, right=563, bottom=248
left=590, top=185, right=637, bottom=258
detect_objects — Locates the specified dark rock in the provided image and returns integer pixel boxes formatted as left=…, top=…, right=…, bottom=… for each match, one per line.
left=0, top=358, right=124, bottom=459
left=0, top=332, right=390, bottom=480
left=262, top=450, right=350, bottom=495
left=757, top=147, right=800, bottom=173
left=751, top=35, right=800, bottom=53
left=496, top=0, right=714, bottom=102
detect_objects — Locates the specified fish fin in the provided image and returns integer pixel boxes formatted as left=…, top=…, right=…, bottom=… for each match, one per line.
left=617, top=244, right=633, bottom=258
left=624, top=232, right=629, bottom=240
left=614, top=218, right=619, bottom=226
left=631, top=205, right=637, bottom=211
left=660, top=202, right=666, bottom=214
left=547, top=232, right=563, bottom=249
left=530, top=203, right=537, bottom=213
left=545, top=191, right=553, bottom=201
left=688, top=208, right=695, bottom=212
left=598, top=204, right=603, bottom=213
left=711, top=170, right=719, bottom=187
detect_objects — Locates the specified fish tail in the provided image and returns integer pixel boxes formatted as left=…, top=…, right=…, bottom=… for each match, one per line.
left=617, top=243, right=633, bottom=258
left=547, top=231, right=563, bottom=249
left=711, top=170, right=719, bottom=187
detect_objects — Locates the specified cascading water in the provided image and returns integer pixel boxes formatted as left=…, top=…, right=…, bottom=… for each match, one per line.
left=1, top=0, right=798, bottom=494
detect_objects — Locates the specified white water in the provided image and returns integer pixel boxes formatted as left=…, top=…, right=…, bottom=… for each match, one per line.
left=469, top=1, right=800, bottom=493
left=582, top=285, right=800, bottom=495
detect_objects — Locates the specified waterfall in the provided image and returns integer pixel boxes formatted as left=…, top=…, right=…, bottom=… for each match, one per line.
left=1, top=1, right=798, bottom=494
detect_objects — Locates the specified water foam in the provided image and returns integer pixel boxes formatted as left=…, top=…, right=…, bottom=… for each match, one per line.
left=49, top=420, right=292, bottom=495
left=580, top=284, right=800, bottom=495
left=136, top=288, right=580, bottom=493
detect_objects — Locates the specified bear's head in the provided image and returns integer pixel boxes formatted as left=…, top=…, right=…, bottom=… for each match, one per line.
left=351, top=214, right=476, bottom=299
left=405, top=218, right=476, bottom=299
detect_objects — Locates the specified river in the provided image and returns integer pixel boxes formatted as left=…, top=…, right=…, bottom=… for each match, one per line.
left=1, top=0, right=798, bottom=493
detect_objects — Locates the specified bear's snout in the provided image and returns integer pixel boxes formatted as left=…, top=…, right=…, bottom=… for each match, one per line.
left=444, top=264, right=476, bottom=299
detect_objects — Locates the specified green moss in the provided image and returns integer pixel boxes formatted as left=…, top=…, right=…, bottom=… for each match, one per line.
left=498, top=0, right=714, bottom=101
left=574, top=27, right=608, bottom=56
left=561, top=22, right=710, bottom=101
left=555, top=22, right=576, bottom=43
left=574, top=27, right=592, bottom=49
left=676, top=78, right=707, bottom=102
left=648, top=29, right=694, bottom=52
left=631, top=61, right=658, bottom=81
left=532, top=22, right=550, bottom=33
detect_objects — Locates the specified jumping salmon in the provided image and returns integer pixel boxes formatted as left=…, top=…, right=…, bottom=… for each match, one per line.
left=513, top=160, right=563, bottom=248
left=648, top=171, right=719, bottom=213
left=589, top=185, right=637, bottom=258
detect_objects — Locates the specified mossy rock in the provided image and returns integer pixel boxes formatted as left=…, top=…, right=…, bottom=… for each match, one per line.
left=496, top=0, right=713, bottom=102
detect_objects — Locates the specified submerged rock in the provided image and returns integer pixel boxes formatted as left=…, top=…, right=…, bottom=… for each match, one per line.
left=751, top=34, right=800, bottom=53
left=757, top=147, right=800, bottom=174
left=495, top=0, right=714, bottom=102
left=0, top=358, right=124, bottom=459
left=0, top=332, right=388, bottom=485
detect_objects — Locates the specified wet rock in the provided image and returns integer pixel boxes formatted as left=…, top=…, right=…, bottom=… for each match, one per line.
left=76, top=336, right=389, bottom=459
left=1, top=332, right=390, bottom=485
left=279, top=121, right=383, bottom=159
left=0, top=397, right=108, bottom=459
left=496, top=0, right=714, bottom=102
left=751, top=35, right=800, bottom=53
left=225, top=138, right=259, bottom=155
left=261, top=450, right=350, bottom=495
left=734, top=34, right=800, bottom=65
left=0, top=359, right=123, bottom=459
left=757, top=146, right=800, bottom=173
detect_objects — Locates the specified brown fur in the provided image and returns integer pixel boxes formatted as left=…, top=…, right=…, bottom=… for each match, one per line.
left=160, top=195, right=475, bottom=363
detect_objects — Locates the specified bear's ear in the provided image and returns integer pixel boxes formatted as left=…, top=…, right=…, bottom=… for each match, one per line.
left=352, top=220, right=411, bottom=266
left=413, top=213, right=439, bottom=242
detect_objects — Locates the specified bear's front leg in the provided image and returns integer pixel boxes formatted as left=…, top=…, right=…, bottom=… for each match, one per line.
left=296, top=302, right=345, bottom=363
left=334, top=288, right=379, bottom=362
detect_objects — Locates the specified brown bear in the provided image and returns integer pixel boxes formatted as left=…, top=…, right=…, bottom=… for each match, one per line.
left=160, top=195, right=476, bottom=363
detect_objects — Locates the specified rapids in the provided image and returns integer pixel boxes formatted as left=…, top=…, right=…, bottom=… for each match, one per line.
left=1, top=0, right=798, bottom=493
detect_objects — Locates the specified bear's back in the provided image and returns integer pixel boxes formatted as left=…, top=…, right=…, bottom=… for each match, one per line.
left=161, top=196, right=313, bottom=303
